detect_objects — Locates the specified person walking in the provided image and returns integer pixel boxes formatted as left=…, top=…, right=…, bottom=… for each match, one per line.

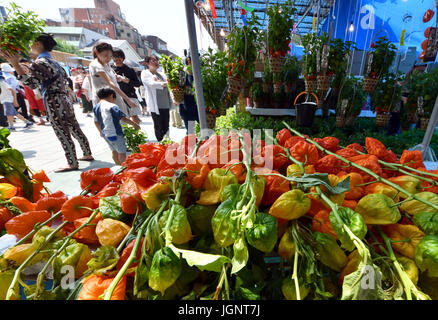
left=0, top=33, right=94, bottom=172
left=1, top=63, right=33, bottom=122
left=0, top=71, right=34, bottom=131
left=89, top=42, right=137, bottom=120
left=179, top=55, right=199, bottom=133
left=112, top=49, right=142, bottom=126
left=81, top=70, right=94, bottom=117
left=141, top=55, right=172, bottom=142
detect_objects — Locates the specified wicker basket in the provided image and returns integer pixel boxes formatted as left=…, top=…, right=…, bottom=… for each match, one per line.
left=172, top=88, right=184, bottom=104
left=305, top=78, right=317, bottom=93
left=420, top=117, right=430, bottom=131
left=269, top=55, right=283, bottom=74
left=255, top=59, right=265, bottom=73
left=376, top=113, right=390, bottom=127
left=273, top=83, right=282, bottom=94
left=363, top=77, right=379, bottom=92
left=206, top=112, right=217, bottom=129
left=317, top=74, right=333, bottom=92
left=228, top=75, right=242, bottom=96
left=336, top=116, right=345, bottom=128
left=345, top=116, right=357, bottom=127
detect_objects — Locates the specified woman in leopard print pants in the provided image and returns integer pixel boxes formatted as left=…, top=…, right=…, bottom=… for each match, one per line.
left=0, top=34, right=94, bottom=172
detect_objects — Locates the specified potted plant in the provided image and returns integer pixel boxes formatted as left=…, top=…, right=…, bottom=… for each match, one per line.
left=161, top=55, right=185, bottom=104
left=263, top=58, right=273, bottom=93
left=267, top=0, right=296, bottom=74
left=0, top=3, right=45, bottom=55
left=273, top=73, right=283, bottom=94
left=251, top=82, right=264, bottom=108
left=363, top=36, right=397, bottom=92
left=282, top=55, right=300, bottom=94
left=415, top=69, right=438, bottom=130
left=370, top=73, right=403, bottom=127
left=200, top=49, right=228, bottom=128
left=302, top=33, right=319, bottom=92
left=336, top=77, right=366, bottom=127
left=272, top=92, right=282, bottom=109
left=226, top=13, right=260, bottom=96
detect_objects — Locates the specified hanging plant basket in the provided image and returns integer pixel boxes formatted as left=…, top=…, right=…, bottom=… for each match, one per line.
left=420, top=117, right=430, bottom=131
left=206, top=112, right=217, bottom=129
left=171, top=88, right=184, bottom=104
left=269, top=55, right=283, bottom=74
left=376, top=113, right=391, bottom=127
left=228, top=75, right=242, bottom=96
left=305, top=78, right=317, bottom=93
left=336, top=116, right=346, bottom=128
left=363, top=76, right=379, bottom=92
left=317, top=74, right=333, bottom=92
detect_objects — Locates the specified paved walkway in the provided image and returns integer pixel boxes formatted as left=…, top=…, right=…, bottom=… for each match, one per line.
left=7, top=104, right=187, bottom=196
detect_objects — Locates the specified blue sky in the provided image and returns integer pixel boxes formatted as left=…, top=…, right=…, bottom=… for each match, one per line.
left=0, top=0, right=217, bottom=56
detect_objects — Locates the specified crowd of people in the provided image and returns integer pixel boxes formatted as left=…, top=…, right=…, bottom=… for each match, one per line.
left=0, top=33, right=199, bottom=172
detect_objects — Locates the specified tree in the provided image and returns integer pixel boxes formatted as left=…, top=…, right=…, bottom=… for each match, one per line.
left=54, top=38, right=83, bottom=57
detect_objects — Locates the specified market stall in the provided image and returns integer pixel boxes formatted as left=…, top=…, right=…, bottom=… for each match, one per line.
left=0, top=0, right=438, bottom=301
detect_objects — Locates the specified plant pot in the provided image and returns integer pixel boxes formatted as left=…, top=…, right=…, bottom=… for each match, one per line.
left=363, top=77, right=379, bottom=92
left=317, top=74, right=333, bottom=92
left=269, top=55, right=283, bottom=74
left=345, top=116, right=357, bottom=127
left=376, top=113, right=390, bottom=127
left=304, top=78, right=317, bottom=93
left=228, top=75, right=242, bottom=96
left=420, top=117, right=430, bottom=131
left=171, top=88, right=184, bottom=104
left=336, top=116, right=345, bottom=128
left=206, top=112, right=217, bottom=129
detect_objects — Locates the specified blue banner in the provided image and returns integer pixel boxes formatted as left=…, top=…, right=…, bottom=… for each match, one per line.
left=320, top=0, right=436, bottom=54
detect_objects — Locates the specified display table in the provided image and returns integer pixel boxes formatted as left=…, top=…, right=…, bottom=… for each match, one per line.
left=245, top=107, right=335, bottom=117
left=245, top=107, right=375, bottom=118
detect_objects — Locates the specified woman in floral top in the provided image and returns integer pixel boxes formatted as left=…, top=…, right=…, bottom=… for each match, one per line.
left=0, top=33, right=93, bottom=172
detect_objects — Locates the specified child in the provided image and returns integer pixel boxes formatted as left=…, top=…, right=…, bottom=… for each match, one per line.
left=0, top=71, right=33, bottom=131
left=93, top=87, right=141, bottom=165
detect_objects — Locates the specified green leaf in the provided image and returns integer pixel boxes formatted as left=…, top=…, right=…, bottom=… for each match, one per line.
left=341, top=253, right=385, bottom=300
left=287, top=173, right=350, bottom=195
left=99, top=195, right=129, bottom=222
left=169, top=244, right=230, bottom=273
left=231, top=235, right=249, bottom=274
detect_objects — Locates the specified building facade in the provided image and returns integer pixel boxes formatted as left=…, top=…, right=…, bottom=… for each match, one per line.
left=55, top=0, right=147, bottom=57
left=43, top=26, right=110, bottom=49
